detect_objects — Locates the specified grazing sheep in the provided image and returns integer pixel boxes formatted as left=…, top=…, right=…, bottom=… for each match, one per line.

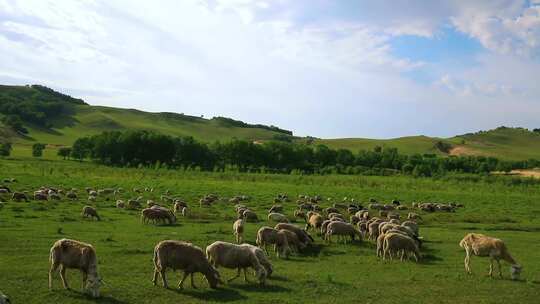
left=267, top=212, right=289, bottom=223
left=66, top=191, right=77, bottom=201
left=0, top=185, right=11, bottom=193
left=181, top=207, right=189, bottom=217
left=127, top=198, right=141, bottom=209
left=396, top=205, right=408, bottom=211
left=407, top=212, right=422, bottom=221
left=242, top=210, right=259, bottom=222
left=293, top=210, right=306, bottom=222
left=275, top=223, right=314, bottom=247
left=325, top=207, right=339, bottom=214
left=12, top=192, right=28, bottom=202
left=459, top=233, right=522, bottom=280
left=0, top=291, right=9, bottom=304
left=206, top=241, right=267, bottom=285
left=368, top=221, right=384, bottom=241
left=268, top=205, right=283, bottom=213
left=87, top=196, right=96, bottom=203
left=241, top=244, right=273, bottom=277
left=152, top=240, right=221, bottom=289
left=256, top=226, right=278, bottom=253
left=82, top=206, right=100, bottom=221
left=88, top=190, right=98, bottom=197
left=325, top=221, right=361, bottom=243
left=34, top=192, right=48, bottom=201
left=116, top=200, right=125, bottom=208
left=141, top=208, right=176, bottom=225
left=387, top=213, right=400, bottom=220
left=147, top=200, right=157, bottom=208
left=383, top=233, right=420, bottom=262
left=378, top=210, right=388, bottom=218
left=174, top=201, right=187, bottom=214
left=277, top=229, right=302, bottom=254
left=401, top=221, right=419, bottom=236
left=49, top=193, right=61, bottom=200
left=305, top=213, right=324, bottom=232
left=49, top=239, right=101, bottom=298
left=350, top=215, right=360, bottom=225
left=233, top=218, right=245, bottom=243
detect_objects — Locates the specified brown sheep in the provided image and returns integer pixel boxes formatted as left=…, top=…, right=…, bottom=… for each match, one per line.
left=152, top=240, right=221, bottom=289
left=82, top=206, right=100, bottom=221
left=459, top=233, right=522, bottom=280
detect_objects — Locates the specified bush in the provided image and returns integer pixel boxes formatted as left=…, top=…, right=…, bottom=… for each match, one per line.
left=0, top=142, right=12, bottom=157
left=32, top=143, right=46, bottom=157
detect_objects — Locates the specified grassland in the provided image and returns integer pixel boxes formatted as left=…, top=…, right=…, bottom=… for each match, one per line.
left=1, top=156, right=540, bottom=304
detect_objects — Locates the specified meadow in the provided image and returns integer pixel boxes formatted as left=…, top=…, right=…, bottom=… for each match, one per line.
left=1, top=157, right=540, bottom=304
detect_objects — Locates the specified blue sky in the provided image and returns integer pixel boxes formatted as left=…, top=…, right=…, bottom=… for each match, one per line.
left=0, top=0, right=539, bottom=139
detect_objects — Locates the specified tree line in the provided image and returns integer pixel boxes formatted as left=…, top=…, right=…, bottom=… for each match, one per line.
left=58, top=130, right=540, bottom=177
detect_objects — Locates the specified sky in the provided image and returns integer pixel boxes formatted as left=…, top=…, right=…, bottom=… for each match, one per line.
left=0, top=0, right=539, bottom=139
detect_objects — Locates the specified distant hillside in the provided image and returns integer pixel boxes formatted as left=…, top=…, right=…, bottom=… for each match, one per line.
left=0, top=85, right=293, bottom=148
left=2, top=84, right=540, bottom=161
left=310, top=127, right=540, bottom=161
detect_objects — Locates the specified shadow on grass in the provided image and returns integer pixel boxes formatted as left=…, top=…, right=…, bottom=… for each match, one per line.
left=268, top=275, right=289, bottom=282
left=232, top=283, right=291, bottom=293
left=173, top=287, right=247, bottom=302
left=65, top=290, right=128, bottom=304
left=302, top=244, right=323, bottom=257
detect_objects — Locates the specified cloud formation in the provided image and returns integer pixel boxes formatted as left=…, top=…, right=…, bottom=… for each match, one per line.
left=0, top=0, right=539, bottom=138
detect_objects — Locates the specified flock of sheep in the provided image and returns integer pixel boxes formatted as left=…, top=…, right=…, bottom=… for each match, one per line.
left=0, top=183, right=523, bottom=302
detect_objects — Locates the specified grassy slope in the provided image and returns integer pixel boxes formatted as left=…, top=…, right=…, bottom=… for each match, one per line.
left=313, top=128, right=540, bottom=160
left=16, top=105, right=285, bottom=147
left=0, top=159, right=539, bottom=303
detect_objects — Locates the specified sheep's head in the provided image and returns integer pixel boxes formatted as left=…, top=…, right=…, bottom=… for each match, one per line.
left=205, top=266, right=222, bottom=289
left=255, top=267, right=267, bottom=285
left=0, top=292, right=10, bottom=304
left=510, top=265, right=522, bottom=280
left=85, top=275, right=102, bottom=298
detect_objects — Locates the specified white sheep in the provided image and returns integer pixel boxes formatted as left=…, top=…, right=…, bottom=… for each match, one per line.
left=459, top=233, right=522, bottom=280
left=49, top=239, right=102, bottom=298
left=206, top=241, right=267, bottom=285
left=233, top=218, right=245, bottom=243
left=267, top=212, right=289, bottom=223
left=0, top=291, right=9, bottom=304
left=325, top=221, right=361, bottom=243
left=383, top=233, right=420, bottom=262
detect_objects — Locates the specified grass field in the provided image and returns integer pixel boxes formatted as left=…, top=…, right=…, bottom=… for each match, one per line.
left=1, top=157, right=539, bottom=304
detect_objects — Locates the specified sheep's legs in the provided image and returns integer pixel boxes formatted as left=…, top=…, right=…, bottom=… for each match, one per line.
left=178, top=272, right=189, bottom=289
left=464, top=253, right=471, bottom=274
left=82, top=272, right=87, bottom=290
left=152, top=269, right=159, bottom=286
left=190, top=273, right=198, bottom=289
left=243, top=268, right=251, bottom=283
left=59, top=265, right=69, bottom=290
left=49, top=262, right=60, bottom=290
left=160, top=269, right=168, bottom=288
left=496, top=259, right=503, bottom=278
left=228, top=269, right=241, bottom=283
left=488, top=258, right=494, bottom=277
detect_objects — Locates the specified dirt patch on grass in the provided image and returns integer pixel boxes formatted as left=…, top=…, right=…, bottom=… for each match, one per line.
left=492, top=169, right=540, bottom=179
left=449, top=145, right=482, bottom=156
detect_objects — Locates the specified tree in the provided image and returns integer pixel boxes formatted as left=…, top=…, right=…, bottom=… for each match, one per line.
left=1, top=115, right=28, bottom=134
left=0, top=142, right=12, bottom=157
left=57, top=147, right=72, bottom=160
left=32, top=143, right=46, bottom=157
left=71, top=137, right=93, bottom=161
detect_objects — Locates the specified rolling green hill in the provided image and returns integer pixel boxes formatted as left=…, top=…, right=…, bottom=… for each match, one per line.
left=2, top=85, right=540, bottom=161
left=0, top=85, right=293, bottom=155
left=311, top=127, right=540, bottom=160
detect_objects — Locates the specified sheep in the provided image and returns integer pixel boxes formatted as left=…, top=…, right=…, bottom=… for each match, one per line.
left=401, top=221, right=419, bottom=236
left=242, top=210, right=259, bottom=222
left=387, top=213, right=400, bottom=220
left=383, top=233, right=420, bottom=262
left=325, top=221, right=361, bottom=243
left=256, top=226, right=278, bottom=253
left=277, top=229, right=303, bottom=254
left=241, top=244, right=273, bottom=278
left=407, top=212, right=422, bottom=221
left=268, top=205, right=283, bottom=213
left=325, top=207, right=339, bottom=214
left=11, top=192, right=28, bottom=202
left=267, top=212, right=289, bottom=223
left=305, top=213, right=324, bottom=232
left=396, top=205, right=408, bottom=211
left=181, top=207, right=189, bottom=217
left=275, top=223, right=314, bottom=247
left=88, top=190, right=98, bottom=197
left=206, top=241, right=267, bottom=285
left=459, top=233, right=522, bottom=280
left=116, top=200, right=125, bottom=208
left=0, top=291, right=9, bottom=304
left=350, top=215, right=360, bottom=225
left=233, top=218, right=245, bottom=243
left=147, top=200, right=157, bottom=207
left=49, top=239, right=102, bottom=298
left=82, top=206, right=100, bottom=221
left=141, top=208, right=176, bottom=225
left=152, top=240, right=221, bottom=289
left=34, top=192, right=48, bottom=201
left=87, top=196, right=96, bottom=203
left=66, top=191, right=77, bottom=201
left=174, top=201, right=187, bottom=214
left=294, top=210, right=306, bottom=222
left=49, top=192, right=61, bottom=200
left=127, top=198, right=141, bottom=209
left=368, top=221, right=384, bottom=241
